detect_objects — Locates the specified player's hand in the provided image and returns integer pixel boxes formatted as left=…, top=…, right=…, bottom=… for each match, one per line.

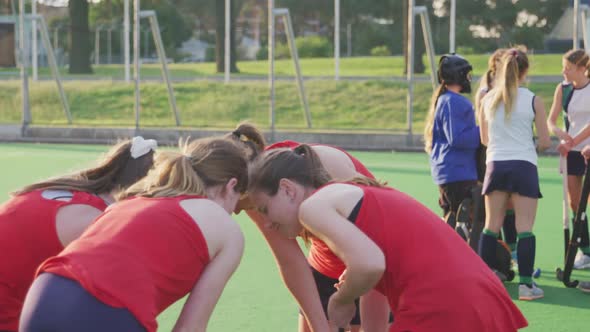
left=334, top=269, right=347, bottom=290
left=327, top=292, right=356, bottom=331
left=558, top=133, right=574, bottom=145
left=557, top=139, right=573, bottom=156
left=581, top=145, right=590, bottom=161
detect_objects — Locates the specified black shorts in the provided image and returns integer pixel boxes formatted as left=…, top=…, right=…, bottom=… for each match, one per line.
left=299, top=266, right=393, bottom=326
left=438, top=180, right=478, bottom=216
left=567, top=150, right=587, bottom=176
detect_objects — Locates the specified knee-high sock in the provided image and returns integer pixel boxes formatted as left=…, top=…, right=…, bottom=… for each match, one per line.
left=502, top=210, right=517, bottom=251
left=517, top=232, right=535, bottom=285
left=479, top=229, right=499, bottom=269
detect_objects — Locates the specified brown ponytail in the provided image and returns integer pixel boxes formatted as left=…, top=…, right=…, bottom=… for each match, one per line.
left=226, top=122, right=266, bottom=161
left=345, top=176, right=388, bottom=188
left=13, top=139, right=155, bottom=196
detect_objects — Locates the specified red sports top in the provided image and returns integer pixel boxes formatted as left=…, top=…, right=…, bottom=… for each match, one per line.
left=0, top=190, right=107, bottom=331
left=265, top=140, right=375, bottom=278
left=38, top=195, right=211, bottom=332
left=316, top=183, right=527, bottom=331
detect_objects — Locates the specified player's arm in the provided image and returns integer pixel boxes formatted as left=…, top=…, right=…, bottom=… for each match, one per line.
left=55, top=204, right=103, bottom=247
left=478, top=100, right=489, bottom=146
left=298, top=184, right=385, bottom=305
left=173, top=202, right=245, bottom=332
left=246, top=209, right=331, bottom=332
left=547, top=83, right=569, bottom=140
left=312, top=146, right=357, bottom=181
left=533, top=96, right=551, bottom=152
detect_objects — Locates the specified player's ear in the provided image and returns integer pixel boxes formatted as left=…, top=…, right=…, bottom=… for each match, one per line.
left=279, top=178, right=298, bottom=202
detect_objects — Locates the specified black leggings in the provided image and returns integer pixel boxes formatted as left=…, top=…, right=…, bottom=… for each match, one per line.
left=438, top=180, right=478, bottom=217
left=20, top=273, right=146, bottom=332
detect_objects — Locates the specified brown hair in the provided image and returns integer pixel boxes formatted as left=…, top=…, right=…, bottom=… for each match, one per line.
left=345, top=176, right=388, bottom=188
left=248, top=144, right=331, bottom=196
left=486, top=48, right=529, bottom=121
left=423, top=84, right=448, bottom=153
left=122, top=137, right=248, bottom=199
left=13, top=139, right=155, bottom=196
left=564, top=49, right=590, bottom=79
left=225, top=122, right=266, bottom=161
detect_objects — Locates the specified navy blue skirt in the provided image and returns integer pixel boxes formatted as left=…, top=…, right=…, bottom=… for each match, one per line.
left=20, top=273, right=145, bottom=332
left=482, top=160, right=542, bottom=199
left=567, top=150, right=587, bottom=176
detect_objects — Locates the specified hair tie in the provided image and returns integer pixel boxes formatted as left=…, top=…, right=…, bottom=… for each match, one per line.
left=232, top=130, right=250, bottom=143
left=511, top=49, right=518, bottom=58
left=293, top=145, right=306, bottom=157
left=130, top=136, right=157, bottom=159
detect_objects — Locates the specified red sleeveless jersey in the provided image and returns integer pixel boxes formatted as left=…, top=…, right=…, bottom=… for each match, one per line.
left=38, top=195, right=211, bottom=332
left=0, top=190, right=107, bottom=331
left=266, top=140, right=374, bottom=278
left=323, top=184, right=527, bottom=331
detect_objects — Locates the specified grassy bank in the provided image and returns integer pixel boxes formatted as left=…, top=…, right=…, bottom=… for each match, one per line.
left=0, top=79, right=562, bottom=131
left=0, top=53, right=564, bottom=79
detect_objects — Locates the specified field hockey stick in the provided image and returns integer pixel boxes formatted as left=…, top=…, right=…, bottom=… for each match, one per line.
left=560, top=155, right=570, bottom=263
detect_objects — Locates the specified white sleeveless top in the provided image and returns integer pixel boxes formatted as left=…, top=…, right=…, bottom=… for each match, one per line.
left=483, top=87, right=537, bottom=165
left=566, top=83, right=590, bottom=151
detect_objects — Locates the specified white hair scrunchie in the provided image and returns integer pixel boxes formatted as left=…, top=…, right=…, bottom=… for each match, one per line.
left=130, top=136, right=158, bottom=159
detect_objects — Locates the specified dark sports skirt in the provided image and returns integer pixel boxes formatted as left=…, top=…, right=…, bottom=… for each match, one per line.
left=482, top=160, right=542, bottom=199
left=567, top=150, right=587, bottom=176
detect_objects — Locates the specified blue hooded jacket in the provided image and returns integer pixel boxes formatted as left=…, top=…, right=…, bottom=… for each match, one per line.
left=429, top=90, right=480, bottom=185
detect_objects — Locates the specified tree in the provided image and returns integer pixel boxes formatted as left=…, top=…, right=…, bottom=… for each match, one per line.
left=403, top=0, right=426, bottom=74
left=440, top=0, right=569, bottom=51
left=89, top=0, right=192, bottom=62
left=69, top=0, right=92, bottom=74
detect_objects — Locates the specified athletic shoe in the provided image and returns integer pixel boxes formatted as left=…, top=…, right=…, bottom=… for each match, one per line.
left=518, top=283, right=544, bottom=300
left=579, top=281, right=590, bottom=293
left=573, top=251, right=590, bottom=270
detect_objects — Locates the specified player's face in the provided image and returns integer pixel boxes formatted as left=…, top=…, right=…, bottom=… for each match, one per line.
left=562, top=59, right=581, bottom=82
left=250, top=185, right=303, bottom=239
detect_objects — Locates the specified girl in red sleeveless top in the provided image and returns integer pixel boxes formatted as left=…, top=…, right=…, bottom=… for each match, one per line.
left=0, top=137, right=155, bottom=332
left=19, top=137, right=248, bottom=332
left=225, top=123, right=391, bottom=332
left=246, top=144, right=528, bottom=332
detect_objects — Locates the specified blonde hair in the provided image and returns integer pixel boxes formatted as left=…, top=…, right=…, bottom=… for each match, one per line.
left=423, top=84, right=448, bottom=153
left=13, top=139, right=154, bottom=196
left=475, top=48, right=507, bottom=114
left=485, top=48, right=529, bottom=121
left=122, top=137, right=248, bottom=199
left=564, top=49, right=590, bottom=79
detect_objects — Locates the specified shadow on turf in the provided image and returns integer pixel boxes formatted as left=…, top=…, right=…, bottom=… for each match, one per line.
left=505, top=282, right=590, bottom=309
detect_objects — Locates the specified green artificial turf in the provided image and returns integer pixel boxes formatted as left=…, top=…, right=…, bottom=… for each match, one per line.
left=0, top=143, right=588, bottom=331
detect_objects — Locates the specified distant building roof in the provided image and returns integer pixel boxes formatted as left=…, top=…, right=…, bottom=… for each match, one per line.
left=548, top=7, right=586, bottom=40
